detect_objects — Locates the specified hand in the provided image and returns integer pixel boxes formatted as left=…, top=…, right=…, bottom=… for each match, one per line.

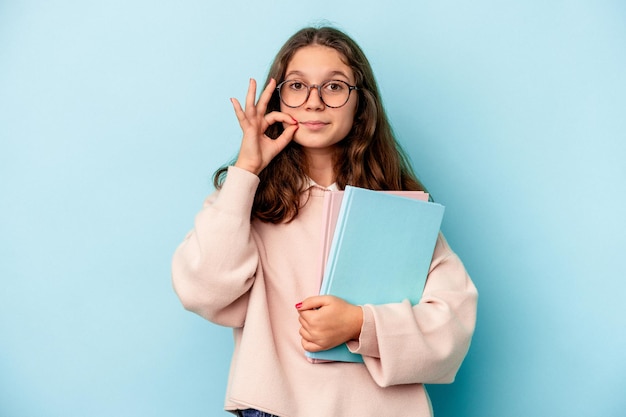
left=296, top=295, right=363, bottom=352
left=231, top=78, right=298, bottom=175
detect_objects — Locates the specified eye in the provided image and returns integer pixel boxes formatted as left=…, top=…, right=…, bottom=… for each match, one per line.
left=324, top=81, right=346, bottom=93
left=287, top=80, right=306, bottom=91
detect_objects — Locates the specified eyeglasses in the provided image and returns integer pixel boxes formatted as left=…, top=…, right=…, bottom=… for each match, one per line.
left=276, top=79, right=358, bottom=108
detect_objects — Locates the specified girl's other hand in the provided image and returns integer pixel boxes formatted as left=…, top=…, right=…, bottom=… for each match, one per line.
left=231, top=78, right=298, bottom=175
left=296, top=295, right=363, bottom=352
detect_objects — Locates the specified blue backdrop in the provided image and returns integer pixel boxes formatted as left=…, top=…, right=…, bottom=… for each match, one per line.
left=1, top=1, right=625, bottom=416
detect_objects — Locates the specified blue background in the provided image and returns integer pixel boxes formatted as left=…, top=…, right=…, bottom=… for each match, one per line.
left=1, top=1, right=625, bottom=416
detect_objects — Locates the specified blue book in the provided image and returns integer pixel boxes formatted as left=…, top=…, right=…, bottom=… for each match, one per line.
left=306, top=186, right=445, bottom=363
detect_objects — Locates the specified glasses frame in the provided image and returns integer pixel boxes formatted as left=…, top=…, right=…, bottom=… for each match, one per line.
left=276, top=79, right=359, bottom=109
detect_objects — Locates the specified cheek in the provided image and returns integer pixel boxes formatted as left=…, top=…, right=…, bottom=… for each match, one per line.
left=279, top=102, right=296, bottom=119
left=341, top=102, right=358, bottom=131
left=334, top=112, right=356, bottom=140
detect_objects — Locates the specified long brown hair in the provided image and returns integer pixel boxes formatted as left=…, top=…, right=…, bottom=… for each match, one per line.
left=214, top=26, right=427, bottom=223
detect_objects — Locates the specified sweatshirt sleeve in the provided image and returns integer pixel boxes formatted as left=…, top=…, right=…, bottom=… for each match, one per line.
left=171, top=166, right=261, bottom=328
left=346, top=234, right=478, bottom=387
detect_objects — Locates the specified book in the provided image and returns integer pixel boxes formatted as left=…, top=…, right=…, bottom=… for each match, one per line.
left=316, top=190, right=429, bottom=287
left=306, top=186, right=444, bottom=363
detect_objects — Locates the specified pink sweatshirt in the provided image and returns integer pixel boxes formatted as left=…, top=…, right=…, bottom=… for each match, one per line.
left=172, top=166, right=478, bottom=417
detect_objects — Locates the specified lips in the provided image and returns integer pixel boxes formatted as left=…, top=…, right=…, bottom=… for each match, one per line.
left=300, top=120, right=329, bottom=131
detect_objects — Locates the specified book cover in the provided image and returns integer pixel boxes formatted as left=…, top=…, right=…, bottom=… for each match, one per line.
left=316, top=190, right=429, bottom=289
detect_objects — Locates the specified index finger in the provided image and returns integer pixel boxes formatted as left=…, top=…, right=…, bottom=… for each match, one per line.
left=244, top=78, right=258, bottom=115
left=255, top=78, right=278, bottom=115
left=296, top=295, right=328, bottom=311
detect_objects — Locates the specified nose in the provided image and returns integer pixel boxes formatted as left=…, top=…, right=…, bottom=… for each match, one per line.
left=304, top=85, right=325, bottom=110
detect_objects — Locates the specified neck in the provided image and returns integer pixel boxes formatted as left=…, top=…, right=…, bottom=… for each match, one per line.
left=303, top=147, right=336, bottom=187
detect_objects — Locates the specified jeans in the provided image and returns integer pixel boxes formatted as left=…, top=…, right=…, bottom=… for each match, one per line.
left=236, top=409, right=280, bottom=417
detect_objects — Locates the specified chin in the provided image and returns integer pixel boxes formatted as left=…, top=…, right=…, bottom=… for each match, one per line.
left=293, top=135, right=344, bottom=150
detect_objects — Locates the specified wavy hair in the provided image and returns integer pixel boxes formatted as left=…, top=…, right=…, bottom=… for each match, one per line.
left=214, top=26, right=427, bottom=223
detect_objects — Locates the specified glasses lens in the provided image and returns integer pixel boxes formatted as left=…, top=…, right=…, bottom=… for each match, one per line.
left=278, top=80, right=353, bottom=108
left=320, top=81, right=351, bottom=108
left=279, top=80, right=309, bottom=107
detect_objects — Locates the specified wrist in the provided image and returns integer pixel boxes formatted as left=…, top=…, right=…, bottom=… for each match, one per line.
left=350, top=305, right=364, bottom=340
left=234, top=159, right=261, bottom=176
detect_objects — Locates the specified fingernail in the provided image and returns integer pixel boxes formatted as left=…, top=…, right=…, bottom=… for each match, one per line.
left=295, top=302, right=303, bottom=309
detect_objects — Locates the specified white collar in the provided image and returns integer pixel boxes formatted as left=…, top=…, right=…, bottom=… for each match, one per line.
left=306, top=177, right=339, bottom=191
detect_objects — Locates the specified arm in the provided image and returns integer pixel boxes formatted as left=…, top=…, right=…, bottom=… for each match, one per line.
left=171, top=166, right=261, bottom=327
left=296, top=234, right=477, bottom=386
left=347, top=234, right=478, bottom=387
left=172, top=78, right=297, bottom=327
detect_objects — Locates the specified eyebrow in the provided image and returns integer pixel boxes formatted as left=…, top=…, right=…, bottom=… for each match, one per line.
left=285, top=70, right=352, bottom=82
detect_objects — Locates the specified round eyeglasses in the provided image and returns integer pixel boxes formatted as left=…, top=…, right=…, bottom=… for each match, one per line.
left=276, top=79, right=358, bottom=108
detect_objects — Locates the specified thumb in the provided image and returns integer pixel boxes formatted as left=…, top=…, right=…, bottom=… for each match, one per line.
left=274, top=123, right=298, bottom=147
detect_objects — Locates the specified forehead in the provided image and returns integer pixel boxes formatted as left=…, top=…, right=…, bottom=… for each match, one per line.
left=285, top=45, right=354, bottom=81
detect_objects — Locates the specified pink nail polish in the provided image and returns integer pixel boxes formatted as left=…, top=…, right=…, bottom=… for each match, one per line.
left=295, top=302, right=303, bottom=309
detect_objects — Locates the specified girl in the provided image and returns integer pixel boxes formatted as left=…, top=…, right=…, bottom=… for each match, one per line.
left=172, top=26, right=477, bottom=417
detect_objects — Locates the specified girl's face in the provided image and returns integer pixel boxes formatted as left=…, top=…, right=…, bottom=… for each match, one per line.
left=280, top=45, right=358, bottom=152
